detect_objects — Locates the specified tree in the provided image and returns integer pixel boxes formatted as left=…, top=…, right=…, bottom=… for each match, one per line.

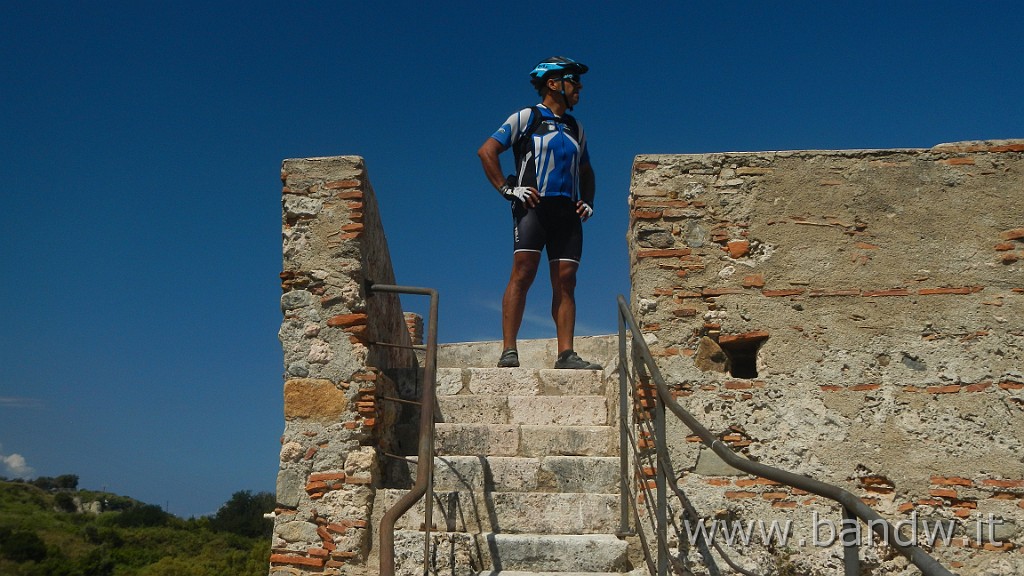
left=208, top=491, right=275, bottom=538
left=54, top=491, right=78, bottom=513
left=112, top=503, right=170, bottom=528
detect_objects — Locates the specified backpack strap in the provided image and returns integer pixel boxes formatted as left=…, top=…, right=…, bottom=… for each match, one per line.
left=512, top=106, right=578, bottom=163
left=512, top=106, right=543, bottom=167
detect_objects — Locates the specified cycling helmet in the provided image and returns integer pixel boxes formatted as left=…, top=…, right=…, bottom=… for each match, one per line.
left=529, top=56, right=589, bottom=85
left=529, top=56, right=588, bottom=110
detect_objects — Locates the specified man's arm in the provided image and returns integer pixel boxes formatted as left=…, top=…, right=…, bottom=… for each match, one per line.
left=478, top=137, right=540, bottom=206
left=477, top=138, right=507, bottom=191
left=577, top=161, right=595, bottom=221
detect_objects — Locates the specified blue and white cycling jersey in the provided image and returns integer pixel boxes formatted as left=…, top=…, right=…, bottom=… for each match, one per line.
left=490, top=104, right=589, bottom=201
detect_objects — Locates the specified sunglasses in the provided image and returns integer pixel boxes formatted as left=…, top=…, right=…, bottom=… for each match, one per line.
left=558, top=74, right=581, bottom=85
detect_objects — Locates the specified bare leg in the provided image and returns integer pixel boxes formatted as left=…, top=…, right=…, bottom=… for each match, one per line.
left=502, top=251, right=541, bottom=351
left=550, top=259, right=579, bottom=355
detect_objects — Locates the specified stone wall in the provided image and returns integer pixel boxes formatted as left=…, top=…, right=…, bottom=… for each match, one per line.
left=273, top=156, right=417, bottom=575
left=627, top=140, right=1024, bottom=575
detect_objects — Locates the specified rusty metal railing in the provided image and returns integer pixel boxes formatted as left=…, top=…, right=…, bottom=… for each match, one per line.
left=371, top=283, right=439, bottom=576
left=616, top=294, right=955, bottom=576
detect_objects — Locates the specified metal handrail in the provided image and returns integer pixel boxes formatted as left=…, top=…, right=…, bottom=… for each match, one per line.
left=616, top=294, right=955, bottom=576
left=371, top=283, right=439, bottom=576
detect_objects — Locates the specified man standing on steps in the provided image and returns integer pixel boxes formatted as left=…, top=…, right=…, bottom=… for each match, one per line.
left=477, top=56, right=602, bottom=370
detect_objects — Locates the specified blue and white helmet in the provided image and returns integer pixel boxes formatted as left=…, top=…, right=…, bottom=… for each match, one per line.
left=529, top=56, right=588, bottom=86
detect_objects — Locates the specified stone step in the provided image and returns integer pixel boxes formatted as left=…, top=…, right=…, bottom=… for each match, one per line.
left=438, top=335, right=619, bottom=371
left=377, top=490, right=620, bottom=534
left=473, top=569, right=626, bottom=573
left=391, top=531, right=630, bottom=574
left=434, top=424, right=617, bottom=457
left=437, top=395, right=608, bottom=426
left=471, top=569, right=622, bottom=573
left=484, top=533, right=629, bottom=573
left=403, top=455, right=621, bottom=493
left=437, top=367, right=607, bottom=397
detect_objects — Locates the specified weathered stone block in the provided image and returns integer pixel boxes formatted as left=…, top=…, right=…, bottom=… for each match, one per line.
left=283, top=379, right=348, bottom=421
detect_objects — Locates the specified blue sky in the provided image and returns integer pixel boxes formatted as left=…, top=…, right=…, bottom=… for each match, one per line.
left=1, top=1, right=1021, bottom=518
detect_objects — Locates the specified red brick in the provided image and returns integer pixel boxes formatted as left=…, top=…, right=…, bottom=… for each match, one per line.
left=927, top=385, right=962, bottom=394
left=1001, top=228, right=1024, bottom=241
left=325, top=179, right=361, bottom=190
left=930, top=488, right=958, bottom=499
left=762, top=289, right=805, bottom=297
left=735, top=478, right=781, bottom=487
left=995, top=242, right=1016, bottom=251
left=270, top=554, right=325, bottom=568
left=809, top=289, right=862, bottom=297
left=306, top=480, right=329, bottom=492
left=634, top=162, right=659, bottom=171
left=999, top=381, right=1024, bottom=390
left=981, top=479, right=1024, bottom=488
left=633, top=210, right=663, bottom=219
left=719, top=330, right=770, bottom=345
left=724, top=491, right=758, bottom=499
left=938, top=157, right=976, bottom=166
left=862, top=289, right=911, bottom=297
left=327, top=313, right=368, bottom=328
left=726, top=240, right=750, bottom=258
left=673, top=308, right=698, bottom=317
left=742, top=274, right=765, bottom=288
left=850, top=384, right=881, bottom=391
left=1001, top=253, right=1020, bottom=264
left=917, top=286, right=981, bottom=295
left=762, top=492, right=789, bottom=500
left=772, top=501, right=798, bottom=509
left=897, top=502, right=915, bottom=513
left=341, top=223, right=364, bottom=232
left=308, top=547, right=331, bottom=558
left=964, top=382, right=992, bottom=392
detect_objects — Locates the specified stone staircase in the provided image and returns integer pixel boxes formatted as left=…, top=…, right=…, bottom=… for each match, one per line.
left=372, top=337, right=633, bottom=576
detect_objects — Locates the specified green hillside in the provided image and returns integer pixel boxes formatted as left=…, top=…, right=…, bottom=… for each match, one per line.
left=0, top=477, right=272, bottom=576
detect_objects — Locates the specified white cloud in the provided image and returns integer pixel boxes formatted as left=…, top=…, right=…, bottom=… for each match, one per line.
left=0, top=444, right=36, bottom=479
left=0, top=397, right=44, bottom=408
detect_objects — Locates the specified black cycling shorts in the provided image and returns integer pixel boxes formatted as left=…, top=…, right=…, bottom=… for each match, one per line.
left=512, top=197, right=583, bottom=263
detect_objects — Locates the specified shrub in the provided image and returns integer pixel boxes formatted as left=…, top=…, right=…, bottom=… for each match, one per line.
left=0, top=529, right=47, bottom=562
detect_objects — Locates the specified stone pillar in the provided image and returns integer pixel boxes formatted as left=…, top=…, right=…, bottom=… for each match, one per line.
left=273, top=156, right=415, bottom=575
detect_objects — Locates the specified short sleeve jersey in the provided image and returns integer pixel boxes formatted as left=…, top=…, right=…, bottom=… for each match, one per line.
left=489, top=104, right=589, bottom=201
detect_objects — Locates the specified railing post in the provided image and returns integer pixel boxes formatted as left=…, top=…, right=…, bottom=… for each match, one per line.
left=655, top=389, right=668, bottom=576
left=842, top=506, right=860, bottom=576
left=372, top=284, right=439, bottom=576
left=618, top=309, right=631, bottom=536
